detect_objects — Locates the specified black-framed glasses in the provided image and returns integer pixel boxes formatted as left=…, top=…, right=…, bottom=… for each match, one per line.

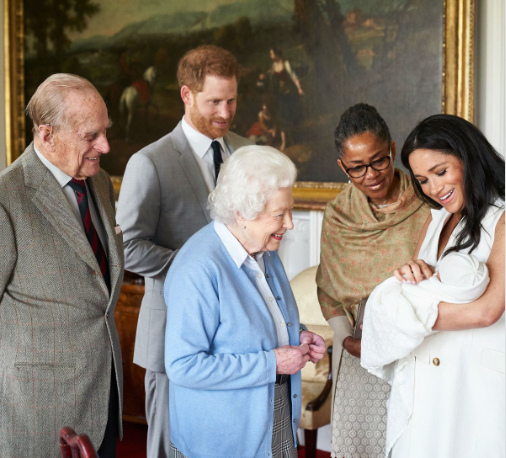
left=343, top=148, right=391, bottom=178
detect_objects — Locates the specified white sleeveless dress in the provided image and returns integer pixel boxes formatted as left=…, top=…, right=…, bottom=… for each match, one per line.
left=390, top=201, right=505, bottom=458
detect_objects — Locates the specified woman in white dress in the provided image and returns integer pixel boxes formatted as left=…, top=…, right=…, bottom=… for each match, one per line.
left=389, top=114, right=505, bottom=458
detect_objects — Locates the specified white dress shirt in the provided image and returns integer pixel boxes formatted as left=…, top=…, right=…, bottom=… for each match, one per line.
left=34, top=146, right=108, bottom=254
left=214, top=221, right=290, bottom=347
left=181, top=116, right=230, bottom=192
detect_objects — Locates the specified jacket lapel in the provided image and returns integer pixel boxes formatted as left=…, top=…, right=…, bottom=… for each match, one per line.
left=223, top=131, right=244, bottom=153
left=87, top=175, right=123, bottom=299
left=23, top=145, right=100, bottom=274
left=172, top=122, right=212, bottom=223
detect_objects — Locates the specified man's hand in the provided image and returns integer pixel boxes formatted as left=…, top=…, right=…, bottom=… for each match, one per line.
left=300, top=330, right=326, bottom=363
left=344, top=336, right=361, bottom=358
left=273, top=344, right=310, bottom=374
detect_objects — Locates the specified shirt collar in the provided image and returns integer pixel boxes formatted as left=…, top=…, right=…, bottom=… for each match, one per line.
left=214, top=221, right=265, bottom=268
left=181, top=116, right=226, bottom=158
left=33, top=145, right=73, bottom=188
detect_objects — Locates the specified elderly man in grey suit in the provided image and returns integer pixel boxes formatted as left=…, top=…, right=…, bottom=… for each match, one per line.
left=116, top=45, right=251, bottom=458
left=0, top=74, right=124, bottom=458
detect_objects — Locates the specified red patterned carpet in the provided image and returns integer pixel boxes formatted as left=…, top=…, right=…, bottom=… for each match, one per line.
left=117, top=423, right=331, bottom=458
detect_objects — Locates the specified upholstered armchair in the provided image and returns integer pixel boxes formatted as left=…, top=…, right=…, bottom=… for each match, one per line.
left=290, top=266, right=333, bottom=458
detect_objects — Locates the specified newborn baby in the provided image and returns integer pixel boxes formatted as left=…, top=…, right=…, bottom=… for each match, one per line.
left=361, top=252, right=489, bottom=376
left=428, top=251, right=488, bottom=298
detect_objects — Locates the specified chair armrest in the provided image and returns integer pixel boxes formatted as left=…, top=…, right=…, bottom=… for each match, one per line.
left=306, top=345, right=333, bottom=412
left=59, top=426, right=98, bottom=458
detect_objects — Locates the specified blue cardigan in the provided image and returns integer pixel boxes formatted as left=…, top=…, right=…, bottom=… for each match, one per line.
left=164, top=222, right=302, bottom=458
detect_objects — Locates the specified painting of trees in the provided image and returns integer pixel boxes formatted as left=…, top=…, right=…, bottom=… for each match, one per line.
left=24, top=0, right=100, bottom=59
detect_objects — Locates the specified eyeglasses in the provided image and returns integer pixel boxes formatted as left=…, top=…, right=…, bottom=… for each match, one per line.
left=342, top=148, right=392, bottom=178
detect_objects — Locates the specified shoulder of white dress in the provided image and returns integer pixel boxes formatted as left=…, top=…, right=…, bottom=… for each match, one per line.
left=430, top=206, right=448, bottom=223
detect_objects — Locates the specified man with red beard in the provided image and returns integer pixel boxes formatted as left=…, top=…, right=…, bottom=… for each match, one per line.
left=116, top=45, right=251, bottom=458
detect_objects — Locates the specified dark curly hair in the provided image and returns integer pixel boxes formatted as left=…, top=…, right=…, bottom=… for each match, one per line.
left=401, top=114, right=505, bottom=256
left=334, top=103, right=391, bottom=158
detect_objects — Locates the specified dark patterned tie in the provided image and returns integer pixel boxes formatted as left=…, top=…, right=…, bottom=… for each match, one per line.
left=67, top=178, right=110, bottom=289
left=211, top=140, right=223, bottom=184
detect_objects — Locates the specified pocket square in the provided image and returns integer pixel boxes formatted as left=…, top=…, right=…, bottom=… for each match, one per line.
left=114, top=225, right=122, bottom=235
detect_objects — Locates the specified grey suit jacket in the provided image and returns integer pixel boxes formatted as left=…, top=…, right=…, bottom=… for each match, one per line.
left=0, top=144, right=125, bottom=458
left=116, top=121, right=251, bottom=372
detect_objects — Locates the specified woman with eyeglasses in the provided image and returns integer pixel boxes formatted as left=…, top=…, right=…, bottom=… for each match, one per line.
left=316, top=103, right=430, bottom=458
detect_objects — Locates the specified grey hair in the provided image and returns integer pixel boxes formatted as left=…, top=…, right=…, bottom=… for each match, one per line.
left=209, top=145, right=297, bottom=224
left=25, top=73, right=98, bottom=133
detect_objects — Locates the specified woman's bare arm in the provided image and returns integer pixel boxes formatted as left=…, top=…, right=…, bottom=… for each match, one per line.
left=433, top=212, right=505, bottom=330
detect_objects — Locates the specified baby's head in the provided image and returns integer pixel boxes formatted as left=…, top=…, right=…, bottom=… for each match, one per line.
left=438, top=252, right=485, bottom=287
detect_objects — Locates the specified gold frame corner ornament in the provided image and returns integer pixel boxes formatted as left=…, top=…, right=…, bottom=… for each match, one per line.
left=4, top=0, right=474, bottom=209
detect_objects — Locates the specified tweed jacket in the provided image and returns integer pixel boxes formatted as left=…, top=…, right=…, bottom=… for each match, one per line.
left=0, top=144, right=124, bottom=458
left=116, top=121, right=251, bottom=373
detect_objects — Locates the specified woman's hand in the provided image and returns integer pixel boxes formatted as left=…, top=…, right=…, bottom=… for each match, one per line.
left=394, top=259, right=435, bottom=284
left=343, top=336, right=361, bottom=358
left=299, top=330, right=326, bottom=363
left=274, top=344, right=310, bottom=374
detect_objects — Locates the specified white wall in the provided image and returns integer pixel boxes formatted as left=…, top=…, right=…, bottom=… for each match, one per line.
left=476, top=0, right=506, bottom=156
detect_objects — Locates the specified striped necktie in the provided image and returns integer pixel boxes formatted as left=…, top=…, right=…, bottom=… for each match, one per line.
left=67, top=178, right=110, bottom=289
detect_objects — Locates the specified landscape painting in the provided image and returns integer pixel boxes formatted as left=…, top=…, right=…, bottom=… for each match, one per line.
left=17, top=0, right=451, bottom=183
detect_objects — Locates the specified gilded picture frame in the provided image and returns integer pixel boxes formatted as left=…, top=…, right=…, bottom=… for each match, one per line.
left=4, top=0, right=474, bottom=210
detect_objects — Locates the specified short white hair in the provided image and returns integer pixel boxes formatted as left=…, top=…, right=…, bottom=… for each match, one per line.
left=26, top=73, right=98, bottom=133
left=209, top=145, right=297, bottom=224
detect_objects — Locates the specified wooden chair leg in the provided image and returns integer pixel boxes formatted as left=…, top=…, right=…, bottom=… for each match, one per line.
left=304, top=428, right=318, bottom=458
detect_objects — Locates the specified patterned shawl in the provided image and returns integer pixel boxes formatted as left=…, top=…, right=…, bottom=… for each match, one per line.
left=316, top=170, right=430, bottom=324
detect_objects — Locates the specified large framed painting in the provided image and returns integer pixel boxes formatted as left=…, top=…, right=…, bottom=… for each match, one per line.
left=5, top=0, right=474, bottom=209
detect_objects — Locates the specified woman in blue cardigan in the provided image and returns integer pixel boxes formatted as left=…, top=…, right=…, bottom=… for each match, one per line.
left=164, top=146, right=325, bottom=458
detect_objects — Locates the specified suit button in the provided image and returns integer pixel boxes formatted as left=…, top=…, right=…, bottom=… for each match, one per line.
left=432, top=358, right=440, bottom=366
left=106, top=313, right=110, bottom=319
left=276, top=296, right=281, bottom=301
